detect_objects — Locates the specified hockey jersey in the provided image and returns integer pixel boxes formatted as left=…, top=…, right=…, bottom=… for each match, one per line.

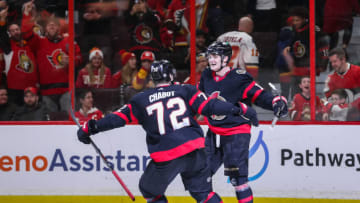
left=92, top=84, right=240, bottom=162
left=289, top=93, right=323, bottom=121
left=22, top=13, right=82, bottom=96
left=217, top=31, right=259, bottom=79
left=75, top=107, right=104, bottom=122
left=198, top=68, right=274, bottom=135
left=324, top=63, right=360, bottom=98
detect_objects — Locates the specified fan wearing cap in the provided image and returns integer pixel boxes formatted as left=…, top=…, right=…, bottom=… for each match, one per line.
left=76, top=48, right=112, bottom=88
left=12, top=87, right=49, bottom=121
left=132, top=50, right=155, bottom=90
left=112, top=49, right=138, bottom=88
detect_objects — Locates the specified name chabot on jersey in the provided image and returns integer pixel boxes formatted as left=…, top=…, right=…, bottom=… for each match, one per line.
left=0, top=149, right=150, bottom=172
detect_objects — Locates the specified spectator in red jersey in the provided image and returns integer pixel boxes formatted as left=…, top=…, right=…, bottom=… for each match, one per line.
left=12, top=86, right=49, bottom=121
left=76, top=47, right=112, bottom=89
left=289, top=76, right=323, bottom=121
left=324, top=48, right=360, bottom=98
left=0, top=6, right=38, bottom=106
left=112, top=50, right=138, bottom=88
left=75, top=89, right=103, bottom=122
left=21, top=1, right=82, bottom=113
left=322, top=0, right=360, bottom=50
left=132, top=50, right=155, bottom=91
left=322, top=89, right=349, bottom=121
left=0, top=86, right=17, bottom=121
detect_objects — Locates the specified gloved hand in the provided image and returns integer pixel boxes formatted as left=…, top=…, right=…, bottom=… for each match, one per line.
left=272, top=96, right=288, bottom=117
left=77, top=119, right=99, bottom=144
left=239, top=103, right=259, bottom=127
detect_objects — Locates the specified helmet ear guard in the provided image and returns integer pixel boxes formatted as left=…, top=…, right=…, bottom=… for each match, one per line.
left=150, top=60, right=176, bottom=83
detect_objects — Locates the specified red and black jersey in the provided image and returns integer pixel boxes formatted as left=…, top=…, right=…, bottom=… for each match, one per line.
left=289, top=93, right=323, bottom=121
left=198, top=68, right=274, bottom=135
left=22, top=13, right=82, bottom=95
left=75, top=107, right=104, bottom=122
left=90, top=84, right=240, bottom=162
left=324, top=64, right=360, bottom=98
left=5, top=41, right=38, bottom=90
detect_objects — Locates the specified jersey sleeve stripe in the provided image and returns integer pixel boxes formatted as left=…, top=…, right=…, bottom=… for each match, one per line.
left=242, top=81, right=256, bottom=100
left=198, top=95, right=216, bottom=114
left=128, top=104, right=139, bottom=123
left=150, top=137, right=205, bottom=162
left=189, top=91, right=201, bottom=106
left=251, top=89, right=263, bottom=103
left=112, top=112, right=130, bottom=124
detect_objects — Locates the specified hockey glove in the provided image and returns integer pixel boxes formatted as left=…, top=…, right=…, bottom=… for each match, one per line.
left=239, top=103, right=259, bottom=127
left=272, top=96, right=288, bottom=117
left=77, top=119, right=99, bottom=144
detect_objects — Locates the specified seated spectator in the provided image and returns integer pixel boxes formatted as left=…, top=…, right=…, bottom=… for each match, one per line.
left=112, top=50, right=137, bottom=88
left=289, top=76, right=323, bottom=121
left=0, top=7, right=38, bottom=106
left=76, top=48, right=112, bottom=88
left=322, top=89, right=349, bottom=121
left=324, top=47, right=360, bottom=98
left=0, top=86, right=17, bottom=121
left=132, top=50, right=155, bottom=91
left=75, top=89, right=103, bottom=122
left=12, top=87, right=49, bottom=121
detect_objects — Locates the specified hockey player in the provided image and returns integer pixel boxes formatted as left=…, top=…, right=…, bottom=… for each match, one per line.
left=198, top=41, right=288, bottom=203
left=77, top=60, right=259, bottom=203
left=217, top=17, right=259, bottom=79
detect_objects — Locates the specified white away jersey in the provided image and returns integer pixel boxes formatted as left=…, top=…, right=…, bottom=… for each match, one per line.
left=217, top=31, right=259, bottom=78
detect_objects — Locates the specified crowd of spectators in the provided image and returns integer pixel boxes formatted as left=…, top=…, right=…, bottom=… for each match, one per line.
left=0, top=0, right=360, bottom=121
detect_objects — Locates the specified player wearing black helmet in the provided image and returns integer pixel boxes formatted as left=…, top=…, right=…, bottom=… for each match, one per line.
left=199, top=41, right=289, bottom=203
left=77, top=60, right=259, bottom=203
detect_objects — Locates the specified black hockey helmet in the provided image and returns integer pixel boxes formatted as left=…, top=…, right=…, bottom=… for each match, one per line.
left=206, top=41, right=232, bottom=65
left=150, top=59, right=176, bottom=82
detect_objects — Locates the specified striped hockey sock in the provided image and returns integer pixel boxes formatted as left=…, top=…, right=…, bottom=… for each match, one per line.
left=235, top=184, right=253, bottom=203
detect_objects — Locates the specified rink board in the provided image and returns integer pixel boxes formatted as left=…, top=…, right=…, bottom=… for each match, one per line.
left=0, top=124, right=360, bottom=201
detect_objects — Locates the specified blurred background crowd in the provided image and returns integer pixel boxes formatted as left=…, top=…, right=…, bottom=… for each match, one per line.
left=0, top=0, right=360, bottom=122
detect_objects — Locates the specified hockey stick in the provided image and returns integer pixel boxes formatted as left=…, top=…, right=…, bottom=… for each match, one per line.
left=69, top=107, right=135, bottom=201
left=268, top=82, right=283, bottom=128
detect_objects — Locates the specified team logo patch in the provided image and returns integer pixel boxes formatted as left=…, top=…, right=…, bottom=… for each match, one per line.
left=134, top=23, right=153, bottom=44
left=293, top=40, right=306, bottom=58
left=47, top=49, right=66, bottom=69
left=16, top=50, right=34, bottom=73
left=209, top=91, right=226, bottom=120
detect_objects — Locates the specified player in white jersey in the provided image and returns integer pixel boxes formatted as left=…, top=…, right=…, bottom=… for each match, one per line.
left=217, top=17, right=259, bottom=79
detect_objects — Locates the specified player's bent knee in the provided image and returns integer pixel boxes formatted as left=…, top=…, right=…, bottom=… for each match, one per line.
left=199, top=192, right=222, bottom=203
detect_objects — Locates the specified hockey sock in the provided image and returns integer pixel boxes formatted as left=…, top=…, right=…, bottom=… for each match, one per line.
left=200, top=192, right=223, bottom=203
left=235, top=183, right=253, bottom=203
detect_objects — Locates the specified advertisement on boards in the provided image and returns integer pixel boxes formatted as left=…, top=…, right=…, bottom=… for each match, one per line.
left=0, top=124, right=359, bottom=199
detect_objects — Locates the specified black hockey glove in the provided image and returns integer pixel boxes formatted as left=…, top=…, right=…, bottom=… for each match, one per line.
left=239, top=103, right=259, bottom=127
left=272, top=96, right=288, bottom=117
left=77, top=119, right=99, bottom=144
